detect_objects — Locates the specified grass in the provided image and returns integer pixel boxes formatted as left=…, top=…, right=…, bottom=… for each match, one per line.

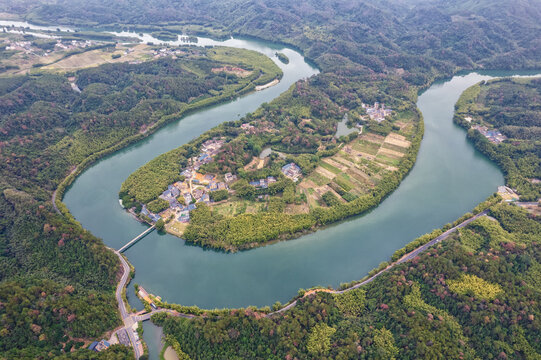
left=381, top=142, right=408, bottom=153
left=308, top=172, right=332, bottom=186
left=43, top=44, right=151, bottom=72
left=165, top=220, right=188, bottom=237
left=320, top=161, right=342, bottom=175
left=213, top=200, right=264, bottom=217
left=207, top=47, right=282, bottom=85
left=334, top=174, right=355, bottom=191
left=352, top=139, right=380, bottom=155
left=376, top=153, right=401, bottom=166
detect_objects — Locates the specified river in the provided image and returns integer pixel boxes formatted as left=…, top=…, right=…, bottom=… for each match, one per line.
left=11, top=19, right=538, bottom=358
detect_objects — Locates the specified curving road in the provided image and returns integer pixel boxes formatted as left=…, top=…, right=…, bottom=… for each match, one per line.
left=267, top=210, right=488, bottom=316
left=111, top=249, right=143, bottom=359
left=104, top=209, right=488, bottom=359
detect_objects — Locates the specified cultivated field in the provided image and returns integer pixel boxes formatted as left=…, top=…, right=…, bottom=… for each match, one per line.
left=299, top=131, right=411, bottom=208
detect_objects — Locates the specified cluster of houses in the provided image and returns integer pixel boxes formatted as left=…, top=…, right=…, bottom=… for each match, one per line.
left=54, top=39, right=93, bottom=50
left=249, top=176, right=277, bottom=189
left=3, top=39, right=94, bottom=57
left=282, top=162, right=303, bottom=182
left=152, top=47, right=187, bottom=59
left=4, top=40, right=32, bottom=52
left=141, top=138, right=229, bottom=224
left=472, top=125, right=506, bottom=144
left=136, top=135, right=305, bottom=227
left=362, top=102, right=393, bottom=123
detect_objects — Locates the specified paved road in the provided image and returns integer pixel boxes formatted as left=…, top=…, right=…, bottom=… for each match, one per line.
left=111, top=249, right=142, bottom=359
left=268, top=211, right=488, bottom=316
left=105, top=209, right=490, bottom=356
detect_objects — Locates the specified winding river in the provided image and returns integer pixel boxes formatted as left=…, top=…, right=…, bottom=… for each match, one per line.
left=6, top=19, right=540, bottom=357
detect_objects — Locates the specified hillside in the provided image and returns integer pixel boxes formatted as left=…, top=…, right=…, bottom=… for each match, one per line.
left=0, top=45, right=281, bottom=358
left=0, top=0, right=540, bottom=358
left=154, top=203, right=541, bottom=359
left=455, top=78, right=541, bottom=201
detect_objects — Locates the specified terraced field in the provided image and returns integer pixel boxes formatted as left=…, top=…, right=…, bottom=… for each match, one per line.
left=299, top=131, right=411, bottom=209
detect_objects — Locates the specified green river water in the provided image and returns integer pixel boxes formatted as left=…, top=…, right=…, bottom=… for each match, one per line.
left=9, top=21, right=535, bottom=357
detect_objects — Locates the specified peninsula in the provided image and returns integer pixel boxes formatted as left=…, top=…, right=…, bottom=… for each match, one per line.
left=121, top=95, right=421, bottom=251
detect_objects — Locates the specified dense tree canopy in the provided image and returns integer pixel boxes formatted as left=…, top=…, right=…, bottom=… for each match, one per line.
left=156, top=203, right=540, bottom=359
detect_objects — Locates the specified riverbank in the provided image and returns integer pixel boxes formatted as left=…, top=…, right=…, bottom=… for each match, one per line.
left=255, top=78, right=279, bottom=90
left=53, top=47, right=283, bottom=222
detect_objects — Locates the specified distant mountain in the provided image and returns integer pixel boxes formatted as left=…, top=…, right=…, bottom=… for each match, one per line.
left=5, top=0, right=540, bottom=70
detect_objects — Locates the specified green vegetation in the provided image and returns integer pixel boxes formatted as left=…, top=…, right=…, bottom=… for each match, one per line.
left=122, top=55, right=423, bottom=250
left=208, top=47, right=282, bottom=86
left=151, top=31, right=178, bottom=42
left=455, top=78, right=541, bottom=200
left=1, top=0, right=541, bottom=357
left=0, top=44, right=280, bottom=357
left=448, top=274, right=503, bottom=301
left=306, top=323, right=336, bottom=356
left=275, top=52, right=289, bottom=64
left=156, top=203, right=541, bottom=359
left=147, top=198, right=169, bottom=213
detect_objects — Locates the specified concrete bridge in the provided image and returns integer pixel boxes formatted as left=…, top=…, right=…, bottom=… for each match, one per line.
left=118, top=225, right=156, bottom=253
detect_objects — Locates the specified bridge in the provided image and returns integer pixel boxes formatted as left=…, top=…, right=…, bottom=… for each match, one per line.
left=118, top=225, right=156, bottom=253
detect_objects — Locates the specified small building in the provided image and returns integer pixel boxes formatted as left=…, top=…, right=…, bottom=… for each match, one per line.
left=138, top=287, right=156, bottom=308
left=181, top=169, right=193, bottom=178
left=94, top=340, right=111, bottom=352
left=178, top=211, right=190, bottom=222
left=193, top=188, right=204, bottom=200
left=202, top=193, right=210, bottom=203
left=168, top=185, right=180, bottom=198
left=224, top=173, right=237, bottom=183
left=281, top=163, right=303, bottom=182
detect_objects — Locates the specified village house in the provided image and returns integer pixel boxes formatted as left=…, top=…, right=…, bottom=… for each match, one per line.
left=141, top=205, right=161, bottom=223
left=282, top=163, right=303, bottom=182
left=138, top=287, right=157, bottom=309
left=177, top=210, right=190, bottom=222
left=472, top=125, right=506, bottom=144
left=217, top=181, right=227, bottom=190
left=362, top=102, right=392, bottom=123
left=249, top=176, right=277, bottom=189
left=224, top=172, right=237, bottom=183
left=88, top=340, right=111, bottom=352
left=183, top=193, right=193, bottom=204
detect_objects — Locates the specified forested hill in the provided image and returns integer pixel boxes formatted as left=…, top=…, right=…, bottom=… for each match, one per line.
left=454, top=78, right=541, bottom=201
left=154, top=203, right=541, bottom=359
left=1, top=0, right=540, bottom=358
left=0, top=47, right=280, bottom=358
left=6, top=0, right=541, bottom=72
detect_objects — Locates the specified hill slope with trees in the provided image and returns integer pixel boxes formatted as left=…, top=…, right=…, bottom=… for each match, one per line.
left=154, top=203, right=540, bottom=359
left=455, top=78, right=541, bottom=201
left=0, top=0, right=541, bottom=358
